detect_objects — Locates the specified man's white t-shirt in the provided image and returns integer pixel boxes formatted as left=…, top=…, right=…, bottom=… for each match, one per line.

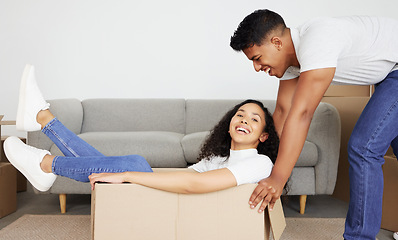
left=189, top=149, right=273, bottom=185
left=281, top=16, right=398, bottom=85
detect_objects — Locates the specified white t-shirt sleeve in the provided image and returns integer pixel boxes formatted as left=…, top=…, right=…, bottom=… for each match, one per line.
left=227, top=156, right=273, bottom=185
left=297, top=18, right=347, bottom=73
left=189, top=157, right=226, bottom=172
left=188, top=159, right=208, bottom=172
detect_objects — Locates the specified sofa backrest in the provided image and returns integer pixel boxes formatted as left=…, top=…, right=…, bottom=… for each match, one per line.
left=185, top=99, right=276, bottom=134
left=81, top=99, right=186, bottom=134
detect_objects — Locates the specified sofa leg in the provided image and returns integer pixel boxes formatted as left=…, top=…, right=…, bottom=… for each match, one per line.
left=59, top=194, right=67, bottom=214
left=299, top=195, right=307, bottom=214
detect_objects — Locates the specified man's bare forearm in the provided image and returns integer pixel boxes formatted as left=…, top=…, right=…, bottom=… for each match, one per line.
left=271, top=108, right=314, bottom=183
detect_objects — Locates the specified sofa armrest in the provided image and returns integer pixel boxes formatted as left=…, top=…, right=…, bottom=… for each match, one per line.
left=306, top=102, right=341, bottom=194
left=28, top=99, right=83, bottom=151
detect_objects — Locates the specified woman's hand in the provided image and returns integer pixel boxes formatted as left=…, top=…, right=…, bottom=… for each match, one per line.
left=249, top=175, right=285, bottom=213
left=88, top=172, right=127, bottom=190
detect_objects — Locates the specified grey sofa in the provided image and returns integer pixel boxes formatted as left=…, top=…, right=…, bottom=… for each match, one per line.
left=28, top=98, right=341, bottom=214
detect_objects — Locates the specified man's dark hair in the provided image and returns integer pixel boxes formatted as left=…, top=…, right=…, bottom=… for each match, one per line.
left=230, top=9, right=286, bottom=51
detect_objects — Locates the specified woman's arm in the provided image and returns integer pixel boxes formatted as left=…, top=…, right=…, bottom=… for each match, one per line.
left=89, top=168, right=237, bottom=194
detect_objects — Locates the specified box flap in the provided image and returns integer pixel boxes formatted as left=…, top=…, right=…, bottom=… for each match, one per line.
left=268, top=198, right=286, bottom=240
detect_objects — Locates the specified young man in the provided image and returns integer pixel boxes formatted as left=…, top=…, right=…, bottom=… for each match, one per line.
left=230, top=9, right=398, bottom=240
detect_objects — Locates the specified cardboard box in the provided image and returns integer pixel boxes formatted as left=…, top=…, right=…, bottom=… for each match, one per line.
left=1, top=136, right=27, bottom=192
left=91, top=171, right=286, bottom=240
left=0, top=115, right=28, bottom=192
left=324, top=85, right=371, bottom=97
left=381, top=155, right=398, bottom=232
left=322, top=96, right=371, bottom=202
left=0, top=162, right=17, bottom=218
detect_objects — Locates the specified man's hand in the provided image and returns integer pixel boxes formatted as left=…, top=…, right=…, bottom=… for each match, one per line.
left=249, top=175, right=285, bottom=213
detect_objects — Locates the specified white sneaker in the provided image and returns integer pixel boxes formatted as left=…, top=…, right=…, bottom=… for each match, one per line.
left=16, top=64, right=50, bottom=132
left=394, top=232, right=398, bottom=240
left=3, top=136, right=56, bottom=192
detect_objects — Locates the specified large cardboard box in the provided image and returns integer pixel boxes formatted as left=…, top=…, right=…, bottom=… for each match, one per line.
left=381, top=155, right=398, bottom=232
left=0, top=116, right=27, bottom=192
left=91, top=179, right=286, bottom=240
left=0, top=162, right=17, bottom=218
left=322, top=97, right=370, bottom=202
left=1, top=136, right=27, bottom=192
left=322, top=85, right=371, bottom=202
left=324, top=85, right=371, bottom=97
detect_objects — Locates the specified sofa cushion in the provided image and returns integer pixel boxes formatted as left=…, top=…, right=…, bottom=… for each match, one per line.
left=286, top=167, right=316, bottom=195
left=295, top=141, right=318, bottom=167
left=50, top=131, right=187, bottom=168
left=80, top=99, right=186, bottom=134
left=181, top=131, right=210, bottom=164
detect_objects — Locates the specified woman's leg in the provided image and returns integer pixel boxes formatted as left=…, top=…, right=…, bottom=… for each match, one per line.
left=16, top=64, right=104, bottom=157
left=4, top=136, right=153, bottom=191
left=48, top=154, right=153, bottom=182
left=39, top=112, right=104, bottom=157
left=343, top=71, right=398, bottom=240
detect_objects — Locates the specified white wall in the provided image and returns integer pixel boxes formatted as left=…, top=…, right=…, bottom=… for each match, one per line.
left=1, top=0, right=397, bottom=137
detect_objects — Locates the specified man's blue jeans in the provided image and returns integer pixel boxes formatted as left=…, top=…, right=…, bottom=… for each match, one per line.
left=42, top=118, right=153, bottom=182
left=344, top=70, right=398, bottom=240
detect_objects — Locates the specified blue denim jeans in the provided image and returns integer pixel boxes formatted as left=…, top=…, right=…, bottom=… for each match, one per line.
left=42, top=118, right=153, bottom=182
left=344, top=70, right=398, bottom=240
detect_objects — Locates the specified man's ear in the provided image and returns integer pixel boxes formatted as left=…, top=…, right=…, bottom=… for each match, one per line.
left=271, top=36, right=282, bottom=50
left=259, top=133, right=269, bottom=142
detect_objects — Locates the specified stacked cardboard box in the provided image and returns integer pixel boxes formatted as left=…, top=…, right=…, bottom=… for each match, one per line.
left=381, top=155, right=398, bottom=232
left=0, top=162, right=17, bottom=218
left=322, top=85, right=372, bottom=202
left=0, top=116, right=27, bottom=192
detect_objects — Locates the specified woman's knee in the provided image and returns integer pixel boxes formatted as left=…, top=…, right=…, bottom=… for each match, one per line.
left=125, top=155, right=152, bottom=172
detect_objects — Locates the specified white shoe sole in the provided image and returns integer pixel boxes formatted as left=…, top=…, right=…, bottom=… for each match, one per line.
left=16, top=64, right=33, bottom=131
left=4, top=136, right=54, bottom=192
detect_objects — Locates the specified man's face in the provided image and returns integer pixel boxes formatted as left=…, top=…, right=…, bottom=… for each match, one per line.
left=242, top=41, right=288, bottom=78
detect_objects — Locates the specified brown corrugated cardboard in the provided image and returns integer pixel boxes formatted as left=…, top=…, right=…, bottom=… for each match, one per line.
left=91, top=170, right=286, bottom=240
left=0, top=115, right=27, bottom=192
left=1, top=136, right=27, bottom=192
left=0, top=162, right=17, bottom=218
left=381, top=155, right=398, bottom=232
left=324, top=85, right=371, bottom=97
left=322, top=96, right=371, bottom=202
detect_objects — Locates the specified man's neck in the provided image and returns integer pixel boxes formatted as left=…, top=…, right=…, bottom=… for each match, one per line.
left=284, top=28, right=300, bottom=68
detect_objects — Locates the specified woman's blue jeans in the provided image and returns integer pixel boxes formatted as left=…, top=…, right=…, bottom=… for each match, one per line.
left=42, top=118, right=153, bottom=182
left=344, top=70, right=398, bottom=240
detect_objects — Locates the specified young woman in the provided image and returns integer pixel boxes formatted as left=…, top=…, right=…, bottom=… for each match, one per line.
left=4, top=65, right=279, bottom=206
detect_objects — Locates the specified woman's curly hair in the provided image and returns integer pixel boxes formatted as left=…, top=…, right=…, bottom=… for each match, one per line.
left=197, top=99, right=279, bottom=163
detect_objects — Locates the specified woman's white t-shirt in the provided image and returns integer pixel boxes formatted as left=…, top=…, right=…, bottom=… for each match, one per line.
left=281, top=16, right=398, bottom=85
left=189, top=149, right=273, bottom=185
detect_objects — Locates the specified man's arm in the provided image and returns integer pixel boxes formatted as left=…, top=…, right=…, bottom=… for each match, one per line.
left=249, top=67, right=335, bottom=212
left=273, top=77, right=298, bottom=136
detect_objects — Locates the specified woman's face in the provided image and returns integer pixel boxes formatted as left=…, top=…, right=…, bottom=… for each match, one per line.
left=229, top=103, right=269, bottom=150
